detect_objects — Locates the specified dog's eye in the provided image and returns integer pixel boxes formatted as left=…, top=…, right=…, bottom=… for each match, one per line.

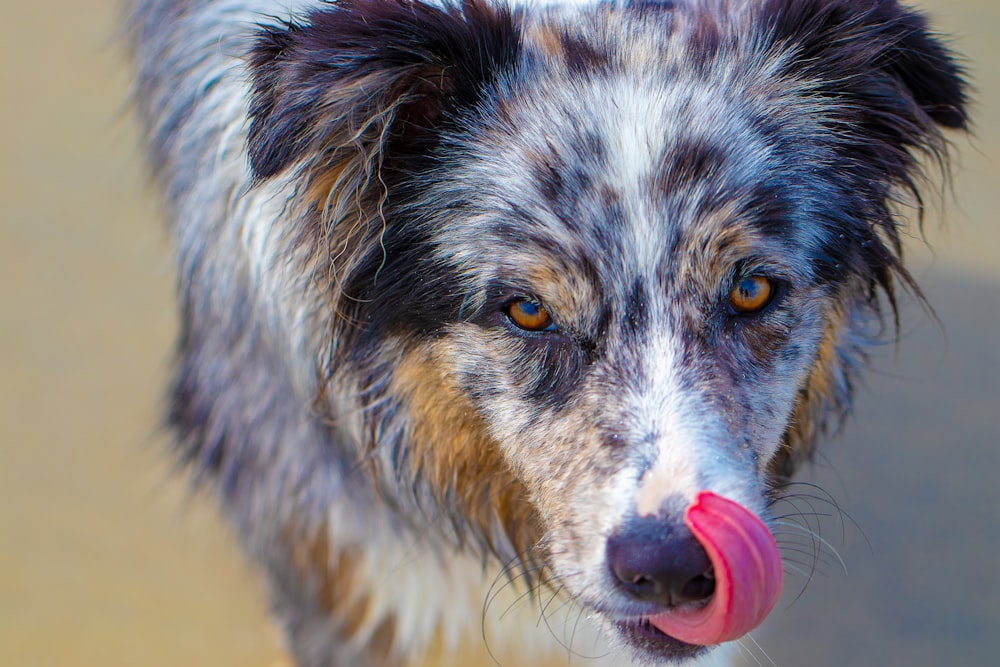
left=506, top=299, right=555, bottom=332
left=729, top=276, right=775, bottom=314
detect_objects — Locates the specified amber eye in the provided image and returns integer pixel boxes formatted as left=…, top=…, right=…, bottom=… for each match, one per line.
left=729, top=275, right=775, bottom=314
left=506, top=299, right=555, bottom=332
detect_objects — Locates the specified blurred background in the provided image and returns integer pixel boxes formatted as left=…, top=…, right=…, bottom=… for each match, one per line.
left=1, top=1, right=996, bottom=666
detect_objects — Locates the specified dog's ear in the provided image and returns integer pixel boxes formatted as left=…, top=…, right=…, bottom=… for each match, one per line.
left=762, top=0, right=968, bottom=149
left=759, top=0, right=969, bottom=294
left=246, top=0, right=520, bottom=182
left=759, top=0, right=969, bottom=479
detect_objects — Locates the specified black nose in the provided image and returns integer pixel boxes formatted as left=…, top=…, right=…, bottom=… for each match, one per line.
left=607, top=515, right=715, bottom=608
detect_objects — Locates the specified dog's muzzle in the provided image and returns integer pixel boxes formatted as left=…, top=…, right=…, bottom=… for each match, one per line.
left=609, top=492, right=783, bottom=646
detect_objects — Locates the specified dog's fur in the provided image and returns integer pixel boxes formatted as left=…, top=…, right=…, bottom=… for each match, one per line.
left=128, top=0, right=967, bottom=665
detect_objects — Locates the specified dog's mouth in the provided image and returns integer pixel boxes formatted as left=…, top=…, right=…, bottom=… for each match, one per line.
left=612, top=492, right=784, bottom=656
left=614, top=615, right=707, bottom=660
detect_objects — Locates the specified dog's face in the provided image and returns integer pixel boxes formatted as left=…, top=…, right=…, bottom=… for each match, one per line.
left=247, top=0, right=966, bottom=661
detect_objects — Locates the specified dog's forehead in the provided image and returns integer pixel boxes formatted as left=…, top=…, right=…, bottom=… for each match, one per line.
left=433, top=6, right=800, bottom=310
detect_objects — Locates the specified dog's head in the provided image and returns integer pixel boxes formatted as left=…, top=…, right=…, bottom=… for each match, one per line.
left=247, top=0, right=966, bottom=660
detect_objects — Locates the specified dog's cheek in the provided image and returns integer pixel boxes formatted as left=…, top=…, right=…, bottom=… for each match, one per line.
left=497, top=403, right=637, bottom=600
left=772, top=292, right=860, bottom=476
left=384, top=334, right=544, bottom=564
left=726, top=330, right=813, bottom=467
left=698, top=289, right=826, bottom=465
left=430, top=326, right=632, bottom=579
left=386, top=324, right=627, bottom=567
left=393, top=328, right=630, bottom=595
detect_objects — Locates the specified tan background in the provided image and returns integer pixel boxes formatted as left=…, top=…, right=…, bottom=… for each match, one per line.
left=1, top=1, right=997, bottom=666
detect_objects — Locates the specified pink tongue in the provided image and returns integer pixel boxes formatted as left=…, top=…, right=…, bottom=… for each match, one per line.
left=647, top=491, right=783, bottom=645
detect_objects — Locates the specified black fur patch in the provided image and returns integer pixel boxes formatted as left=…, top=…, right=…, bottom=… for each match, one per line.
left=559, top=30, right=611, bottom=74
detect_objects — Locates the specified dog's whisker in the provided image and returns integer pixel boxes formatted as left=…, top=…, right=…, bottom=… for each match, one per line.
left=772, top=519, right=848, bottom=575
left=741, top=632, right=779, bottom=667
left=536, top=584, right=567, bottom=628
left=775, top=543, right=838, bottom=570
left=780, top=560, right=818, bottom=579
left=780, top=487, right=873, bottom=556
left=498, top=584, right=538, bottom=622
left=534, top=591, right=607, bottom=662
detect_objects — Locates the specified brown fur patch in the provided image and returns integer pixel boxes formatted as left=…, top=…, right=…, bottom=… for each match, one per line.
left=524, top=22, right=565, bottom=60
left=390, top=341, right=544, bottom=571
left=523, top=262, right=601, bottom=331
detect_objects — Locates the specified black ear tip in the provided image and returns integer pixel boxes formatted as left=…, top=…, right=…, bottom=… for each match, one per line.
left=930, top=102, right=969, bottom=131
left=938, top=60, right=972, bottom=131
left=245, top=96, right=308, bottom=181
left=914, top=65, right=970, bottom=130
left=244, top=24, right=304, bottom=181
left=246, top=145, right=281, bottom=182
left=902, top=25, right=972, bottom=131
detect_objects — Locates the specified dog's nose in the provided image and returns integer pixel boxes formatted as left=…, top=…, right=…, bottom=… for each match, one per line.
left=607, top=515, right=715, bottom=607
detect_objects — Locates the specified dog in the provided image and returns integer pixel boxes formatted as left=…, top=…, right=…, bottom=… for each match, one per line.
left=127, top=0, right=967, bottom=665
